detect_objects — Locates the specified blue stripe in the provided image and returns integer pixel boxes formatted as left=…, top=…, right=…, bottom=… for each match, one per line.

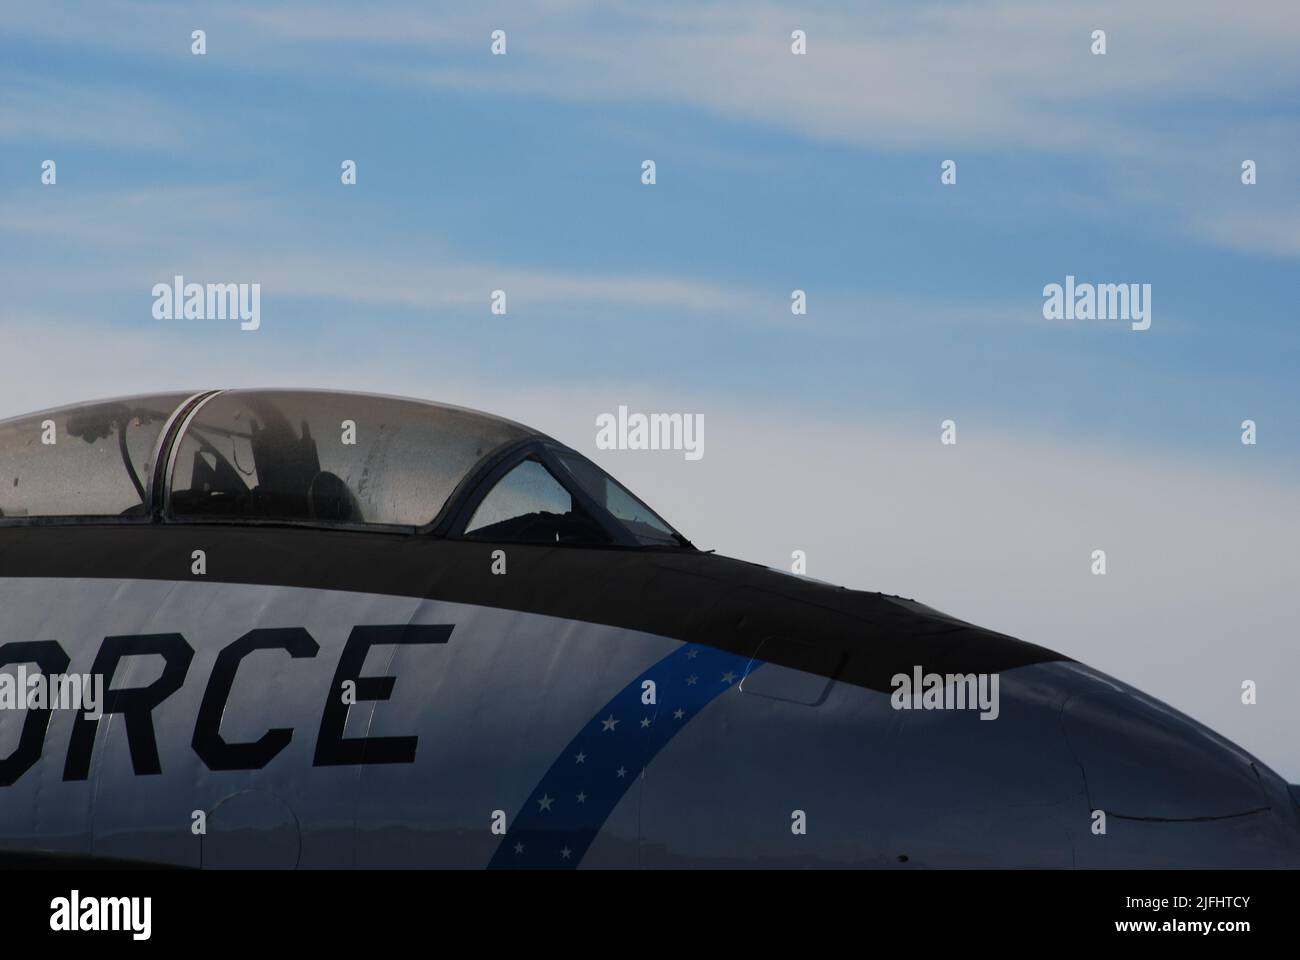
left=488, top=643, right=761, bottom=868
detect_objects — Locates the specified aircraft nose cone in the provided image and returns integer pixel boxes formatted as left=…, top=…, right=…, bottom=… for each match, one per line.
left=1061, top=679, right=1267, bottom=821
left=1054, top=665, right=1300, bottom=866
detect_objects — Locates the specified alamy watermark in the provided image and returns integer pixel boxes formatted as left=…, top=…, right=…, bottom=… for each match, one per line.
left=50, top=891, right=151, bottom=940
left=0, top=667, right=103, bottom=718
left=1042, top=275, right=1150, bottom=331
left=890, top=666, right=1000, bottom=720
left=152, top=274, right=261, bottom=331
left=595, top=405, right=704, bottom=461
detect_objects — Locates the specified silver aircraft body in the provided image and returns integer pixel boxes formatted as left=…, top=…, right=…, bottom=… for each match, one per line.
left=0, top=389, right=1296, bottom=868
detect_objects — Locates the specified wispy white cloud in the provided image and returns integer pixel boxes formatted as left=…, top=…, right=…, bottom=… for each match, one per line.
left=0, top=193, right=756, bottom=317
left=1190, top=205, right=1300, bottom=259
left=0, top=77, right=194, bottom=149
left=8, top=1, right=1300, bottom=262
left=11, top=1, right=1300, bottom=153
left=2, top=184, right=1050, bottom=329
left=264, top=1, right=1300, bottom=153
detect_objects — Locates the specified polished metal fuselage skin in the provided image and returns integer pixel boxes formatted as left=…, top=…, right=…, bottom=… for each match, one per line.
left=1, top=530, right=1296, bottom=869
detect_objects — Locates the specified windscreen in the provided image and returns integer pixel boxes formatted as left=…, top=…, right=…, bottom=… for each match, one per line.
left=554, top=451, right=685, bottom=547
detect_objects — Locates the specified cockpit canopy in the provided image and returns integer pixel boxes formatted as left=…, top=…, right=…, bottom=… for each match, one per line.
left=167, top=390, right=531, bottom=528
left=0, top=389, right=687, bottom=548
left=0, top=392, right=189, bottom=520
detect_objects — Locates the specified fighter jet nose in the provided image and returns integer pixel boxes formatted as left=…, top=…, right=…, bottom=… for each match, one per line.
left=1061, top=679, right=1267, bottom=821
left=1053, top=663, right=1300, bottom=867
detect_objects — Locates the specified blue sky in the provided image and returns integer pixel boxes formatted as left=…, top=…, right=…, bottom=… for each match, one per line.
left=3, top=1, right=1300, bottom=773
left=3, top=0, right=1298, bottom=467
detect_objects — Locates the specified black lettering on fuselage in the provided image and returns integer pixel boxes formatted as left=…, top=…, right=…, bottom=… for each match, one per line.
left=313, top=624, right=453, bottom=766
left=0, top=623, right=453, bottom=787
left=0, top=641, right=71, bottom=786
left=193, top=627, right=319, bottom=771
left=63, top=634, right=194, bottom=781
